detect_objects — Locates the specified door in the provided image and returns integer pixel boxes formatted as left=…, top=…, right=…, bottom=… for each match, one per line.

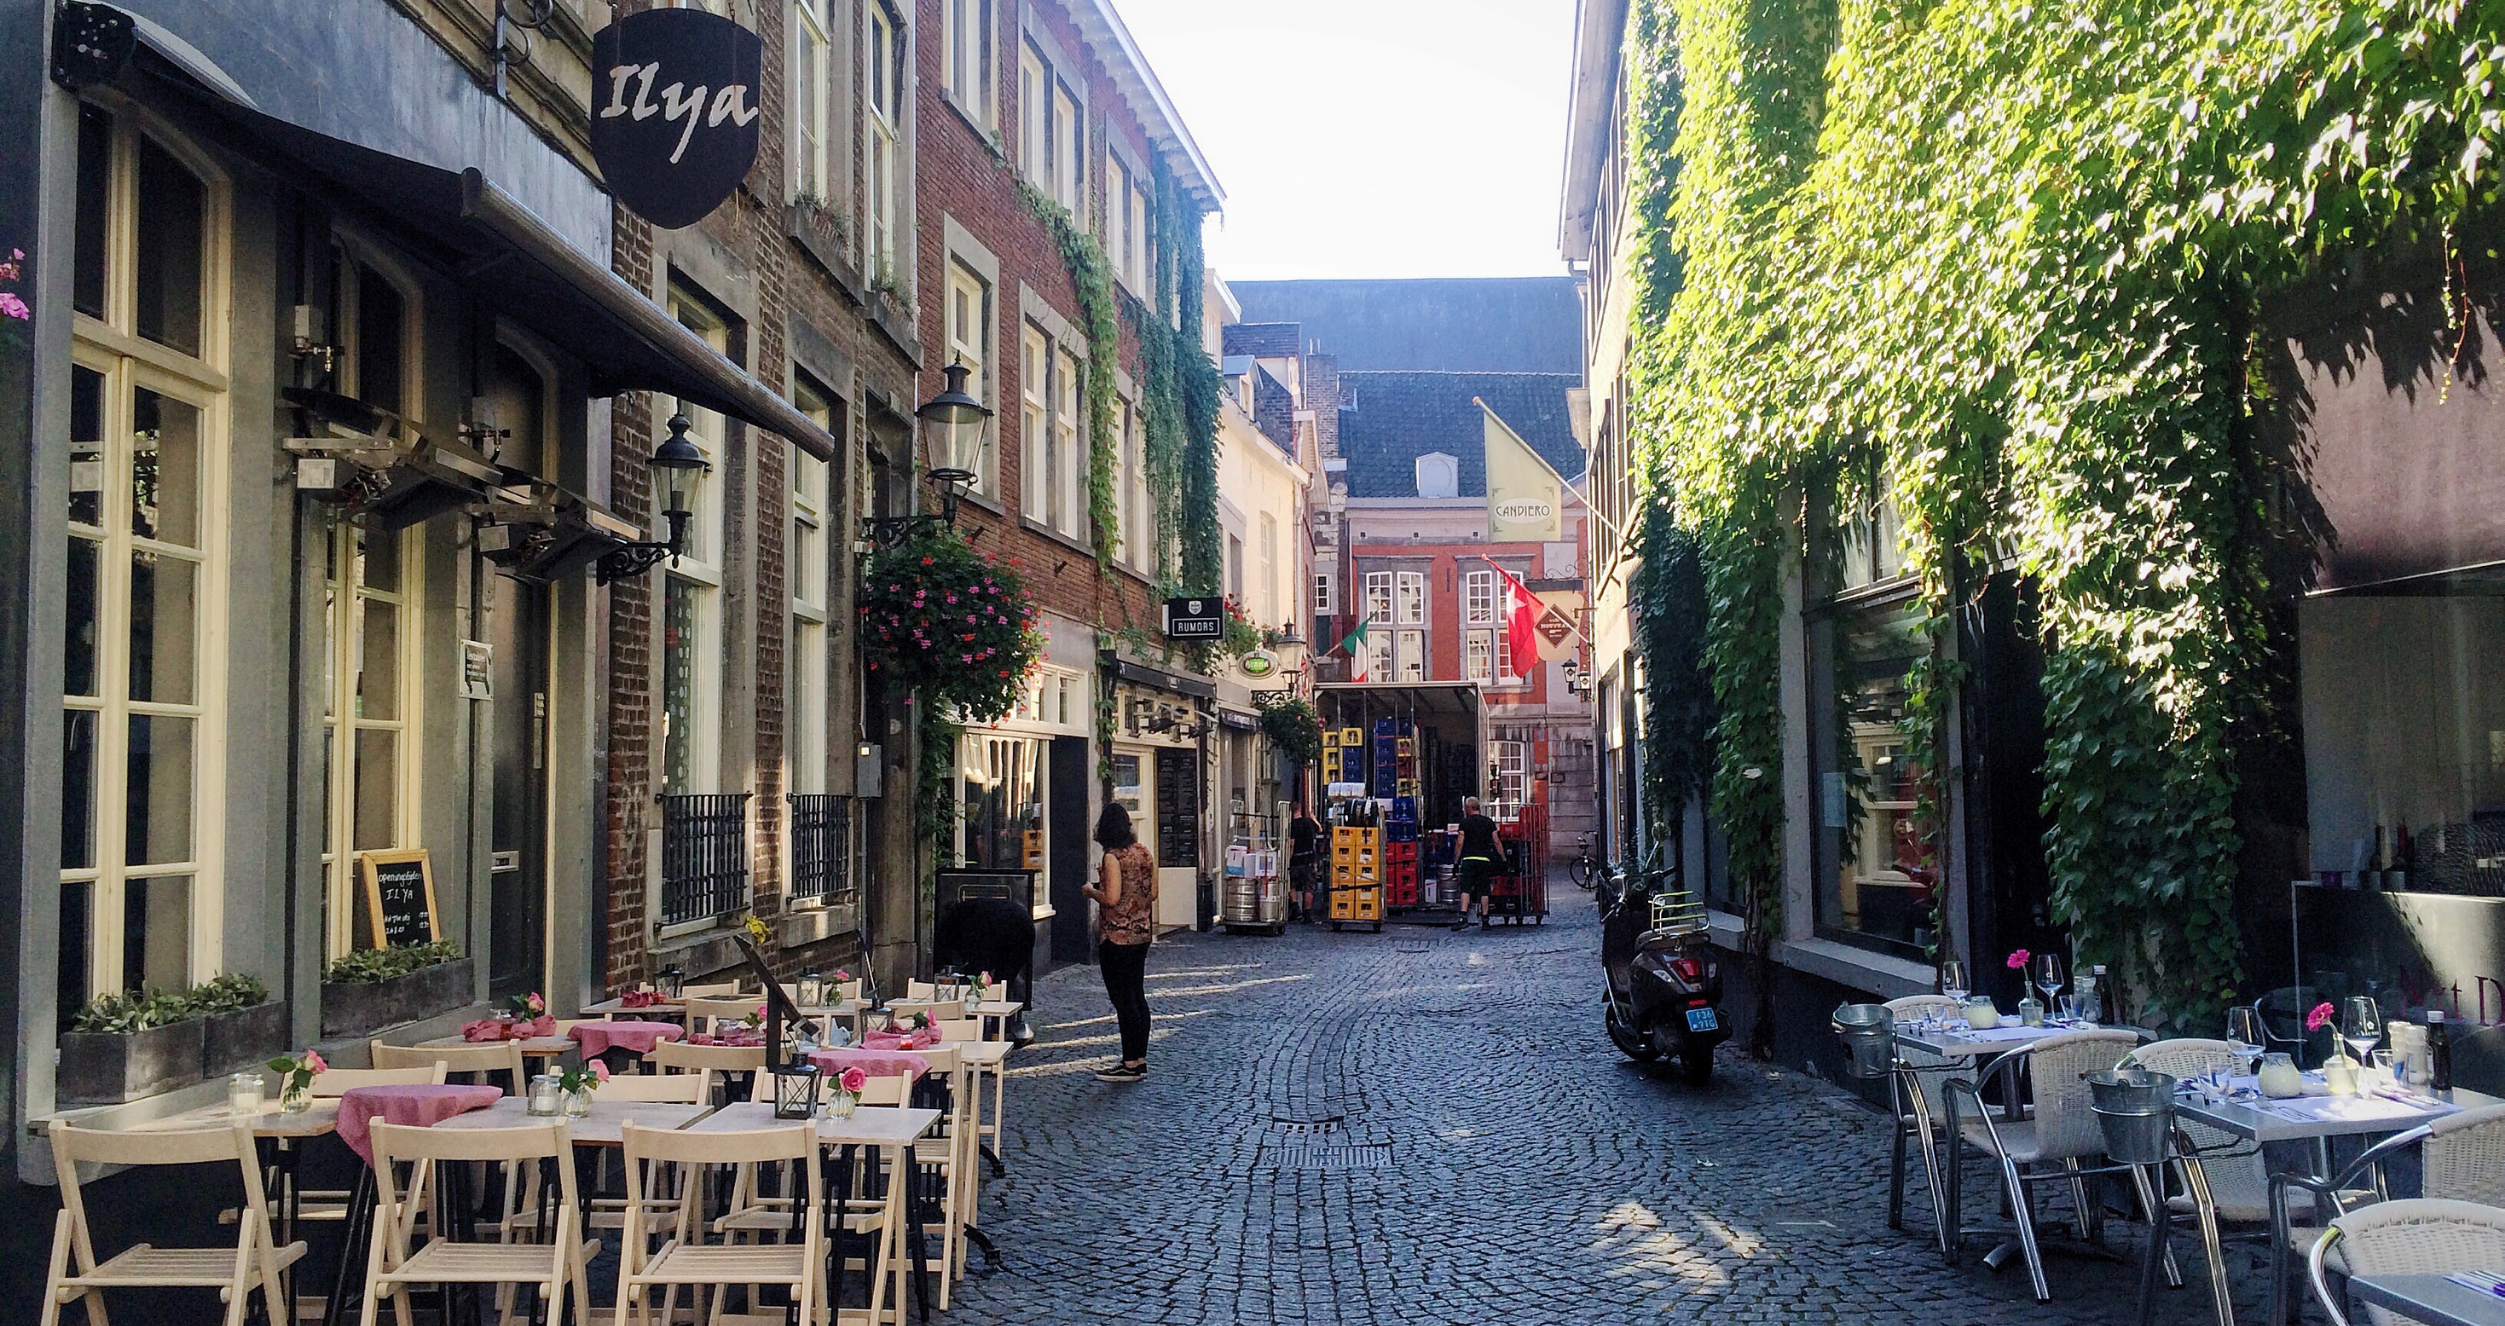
left=1048, top=736, right=1090, bottom=963
left=487, top=576, right=550, bottom=1000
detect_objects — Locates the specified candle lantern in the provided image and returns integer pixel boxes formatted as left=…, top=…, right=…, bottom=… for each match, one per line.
left=771, top=1060, right=824, bottom=1120
left=657, top=965, right=685, bottom=1000
left=797, top=969, right=827, bottom=1008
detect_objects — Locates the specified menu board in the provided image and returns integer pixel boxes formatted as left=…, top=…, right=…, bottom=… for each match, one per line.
left=359, top=848, right=441, bottom=949
left=1156, top=748, right=1199, bottom=867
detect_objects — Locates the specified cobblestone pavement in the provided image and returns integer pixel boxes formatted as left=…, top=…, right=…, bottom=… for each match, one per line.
left=949, top=900, right=2276, bottom=1324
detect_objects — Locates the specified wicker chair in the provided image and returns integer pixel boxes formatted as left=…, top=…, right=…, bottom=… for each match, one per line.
left=2270, top=1103, right=2505, bottom=1326
left=2308, top=1198, right=2505, bottom=1326
left=1881, top=995, right=1971, bottom=1252
left=2121, top=1038, right=2256, bottom=1326
left=1944, top=1029, right=2140, bottom=1302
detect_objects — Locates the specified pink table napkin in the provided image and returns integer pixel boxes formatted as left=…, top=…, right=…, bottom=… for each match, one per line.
left=569, top=1021, right=686, bottom=1057
left=864, top=1028, right=939, bottom=1051
left=809, top=1048, right=930, bottom=1080
left=337, top=1084, right=503, bottom=1164
left=460, top=1013, right=555, bottom=1042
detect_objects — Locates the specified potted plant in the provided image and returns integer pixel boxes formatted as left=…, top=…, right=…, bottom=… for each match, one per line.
left=192, top=973, right=285, bottom=1078
left=320, top=940, right=473, bottom=1039
left=58, top=989, right=204, bottom=1105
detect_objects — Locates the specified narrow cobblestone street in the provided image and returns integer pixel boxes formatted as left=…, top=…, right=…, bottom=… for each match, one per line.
left=951, top=902, right=2274, bottom=1325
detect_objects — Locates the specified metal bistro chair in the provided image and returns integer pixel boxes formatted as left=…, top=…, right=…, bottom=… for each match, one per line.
left=2120, top=1038, right=2263, bottom=1326
left=1882, top=995, right=1976, bottom=1252
left=1944, top=1028, right=2141, bottom=1302
left=2268, top=1102, right=2505, bottom=1326
left=2308, top=1198, right=2505, bottom=1326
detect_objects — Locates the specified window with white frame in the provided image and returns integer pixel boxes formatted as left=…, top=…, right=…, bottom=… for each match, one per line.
left=1127, top=163, right=1151, bottom=289
left=945, top=262, right=992, bottom=495
left=942, top=0, right=993, bottom=126
left=1257, top=513, right=1277, bottom=628
left=1395, top=571, right=1426, bottom=625
left=1364, top=570, right=1392, bottom=625
left=663, top=287, right=729, bottom=798
left=1108, top=394, right=1129, bottom=561
left=1054, top=83, right=1084, bottom=215
left=1464, top=569, right=1495, bottom=626
left=1105, top=151, right=1150, bottom=291
left=1052, top=344, right=1082, bottom=537
left=1226, top=533, right=1244, bottom=602
left=1363, top=631, right=1394, bottom=682
left=1397, top=628, right=1426, bottom=681
left=317, top=245, right=423, bottom=959
left=1121, top=396, right=1151, bottom=573
left=1019, top=39, right=1085, bottom=215
left=789, top=380, right=833, bottom=798
left=789, top=0, right=832, bottom=203
left=865, top=2, right=904, bottom=282
left=1490, top=740, right=1529, bottom=820
left=1314, top=571, right=1334, bottom=615
left=1465, top=631, right=1493, bottom=684
left=1018, top=44, right=1048, bottom=190
left=63, top=105, right=229, bottom=1002
left=1020, top=324, right=1048, bottom=524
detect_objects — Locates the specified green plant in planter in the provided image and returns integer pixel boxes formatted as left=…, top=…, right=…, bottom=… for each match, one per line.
left=72, top=988, right=193, bottom=1034
left=182, top=972, right=271, bottom=1015
left=322, top=940, right=463, bottom=985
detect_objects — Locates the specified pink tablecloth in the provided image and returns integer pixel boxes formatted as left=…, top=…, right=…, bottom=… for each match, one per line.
left=689, top=1028, right=766, bottom=1047
left=809, top=1048, right=931, bottom=1080
left=336, top=1084, right=503, bottom=1164
left=460, top=1013, right=555, bottom=1042
left=864, top=1028, right=939, bottom=1052
left=569, top=1021, right=686, bottom=1057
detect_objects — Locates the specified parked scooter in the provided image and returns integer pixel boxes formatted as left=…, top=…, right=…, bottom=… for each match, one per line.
left=1598, top=852, right=1731, bottom=1084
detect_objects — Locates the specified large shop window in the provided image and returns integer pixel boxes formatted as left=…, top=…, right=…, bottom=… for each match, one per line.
left=62, top=106, right=229, bottom=1009
left=960, top=733, right=1044, bottom=872
left=1808, top=591, right=1934, bottom=959
left=2300, top=591, right=2505, bottom=893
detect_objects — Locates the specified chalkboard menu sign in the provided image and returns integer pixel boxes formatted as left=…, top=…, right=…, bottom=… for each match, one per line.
left=1155, top=748, right=1199, bottom=867
left=359, top=849, right=441, bottom=949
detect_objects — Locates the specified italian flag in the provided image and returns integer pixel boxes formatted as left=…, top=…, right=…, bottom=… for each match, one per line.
left=1491, top=562, right=1539, bottom=681
left=1334, top=620, right=1371, bottom=681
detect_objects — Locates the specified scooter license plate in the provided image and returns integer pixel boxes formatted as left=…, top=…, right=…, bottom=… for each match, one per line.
left=1685, top=1007, right=1718, bottom=1033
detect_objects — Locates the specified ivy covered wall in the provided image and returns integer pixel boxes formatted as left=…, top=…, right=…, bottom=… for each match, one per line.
left=1618, top=0, right=2505, bottom=1029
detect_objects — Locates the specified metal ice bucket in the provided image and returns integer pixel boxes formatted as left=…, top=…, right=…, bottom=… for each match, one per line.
left=1832, top=1003, right=1896, bottom=1080
left=2088, top=1067, right=2178, bottom=1165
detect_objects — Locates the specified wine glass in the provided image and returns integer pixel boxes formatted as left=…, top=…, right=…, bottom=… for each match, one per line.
left=1940, top=959, right=1970, bottom=1026
left=2342, top=996, right=2384, bottom=1066
left=2033, top=953, right=2066, bottom=1018
left=2225, top=1006, right=2264, bottom=1079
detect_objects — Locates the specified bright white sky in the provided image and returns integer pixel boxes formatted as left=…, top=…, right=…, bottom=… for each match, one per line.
left=1108, top=0, right=1579, bottom=282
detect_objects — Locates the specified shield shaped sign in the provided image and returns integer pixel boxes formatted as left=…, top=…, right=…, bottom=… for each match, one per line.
left=591, top=8, right=764, bottom=230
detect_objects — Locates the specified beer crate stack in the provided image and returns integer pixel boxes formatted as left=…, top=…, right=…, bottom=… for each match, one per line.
left=1382, top=796, right=1421, bottom=908
left=1328, top=824, right=1385, bottom=932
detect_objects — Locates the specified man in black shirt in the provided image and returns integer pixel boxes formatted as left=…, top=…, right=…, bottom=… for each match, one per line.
left=1288, top=805, right=1323, bottom=923
left=1455, top=796, right=1502, bottom=930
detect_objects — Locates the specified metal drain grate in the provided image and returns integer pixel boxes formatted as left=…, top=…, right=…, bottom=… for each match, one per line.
left=1260, top=1143, right=1393, bottom=1170
left=1269, top=1115, right=1347, bottom=1135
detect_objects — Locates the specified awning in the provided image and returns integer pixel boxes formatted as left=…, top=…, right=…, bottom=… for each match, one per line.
left=103, top=35, right=838, bottom=461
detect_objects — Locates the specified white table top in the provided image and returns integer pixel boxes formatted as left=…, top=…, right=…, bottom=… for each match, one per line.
left=133, top=1098, right=342, bottom=1139
left=689, top=1100, right=937, bottom=1148
left=410, top=1032, right=577, bottom=1056
left=2349, top=1275, right=2505, bottom=1326
left=2173, top=1079, right=2490, bottom=1144
left=1892, top=1021, right=2142, bottom=1059
left=431, top=1097, right=712, bottom=1146
left=955, top=1039, right=1013, bottom=1068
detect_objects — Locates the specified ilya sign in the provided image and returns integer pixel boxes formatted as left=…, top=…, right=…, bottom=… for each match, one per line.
left=591, top=8, right=764, bottom=229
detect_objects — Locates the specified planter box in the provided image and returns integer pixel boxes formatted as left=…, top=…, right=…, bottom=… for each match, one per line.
left=203, top=1000, right=289, bottom=1077
left=58, top=1020, right=205, bottom=1106
left=321, top=957, right=476, bottom=1040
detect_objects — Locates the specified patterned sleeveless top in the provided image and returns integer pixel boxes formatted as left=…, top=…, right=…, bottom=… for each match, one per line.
left=1099, top=842, right=1158, bottom=946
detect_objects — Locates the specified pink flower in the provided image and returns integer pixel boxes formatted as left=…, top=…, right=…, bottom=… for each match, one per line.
left=2005, top=949, right=2030, bottom=971
left=839, top=1066, right=868, bottom=1095
left=591, top=1060, right=612, bottom=1082
left=0, top=293, right=27, bottom=321
left=754, top=1004, right=768, bottom=1021
left=304, top=1049, right=329, bottom=1074
left=2307, top=1001, right=2335, bottom=1032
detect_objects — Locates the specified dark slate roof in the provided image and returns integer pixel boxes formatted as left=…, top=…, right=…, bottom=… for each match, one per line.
left=1228, top=278, right=1585, bottom=375
left=1338, top=372, right=1584, bottom=499
left=1253, top=365, right=1295, bottom=455
left=1223, top=322, right=1303, bottom=358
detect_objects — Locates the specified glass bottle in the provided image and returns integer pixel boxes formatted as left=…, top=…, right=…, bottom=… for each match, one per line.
left=2428, top=1010, right=2453, bottom=1092
left=2017, top=993, right=2045, bottom=1027
left=2077, top=967, right=2103, bottom=1025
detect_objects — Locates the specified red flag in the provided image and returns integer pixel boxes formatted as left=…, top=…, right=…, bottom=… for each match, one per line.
left=1493, top=563, right=1539, bottom=683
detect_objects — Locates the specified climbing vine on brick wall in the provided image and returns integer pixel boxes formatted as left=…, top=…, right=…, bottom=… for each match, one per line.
left=1620, top=0, right=2505, bottom=1029
left=1020, top=183, right=1121, bottom=572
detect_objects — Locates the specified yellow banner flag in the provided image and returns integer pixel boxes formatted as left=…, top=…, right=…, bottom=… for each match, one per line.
left=1480, top=398, right=1565, bottom=543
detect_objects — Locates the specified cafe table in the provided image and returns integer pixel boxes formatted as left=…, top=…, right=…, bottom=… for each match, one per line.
left=410, top=1029, right=577, bottom=1065
left=1893, top=1019, right=2143, bottom=1059
left=956, top=1037, right=1014, bottom=1176
left=690, top=1101, right=939, bottom=1325
left=2348, top=1274, right=2505, bottom=1326
left=2172, top=1078, right=2499, bottom=1326
left=133, top=1093, right=342, bottom=1320
left=579, top=993, right=685, bottom=1019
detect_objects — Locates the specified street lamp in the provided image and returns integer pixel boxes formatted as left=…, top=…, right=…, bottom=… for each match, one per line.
left=596, top=411, right=710, bottom=584
left=864, top=361, right=993, bottom=547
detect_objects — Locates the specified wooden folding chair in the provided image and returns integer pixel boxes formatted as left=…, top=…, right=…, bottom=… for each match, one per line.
left=617, top=1122, right=821, bottom=1326
left=44, top=1119, right=306, bottom=1326
left=311, top=1064, right=448, bottom=1096
left=593, top=1074, right=707, bottom=1104
left=361, top=1120, right=594, bottom=1326
left=683, top=996, right=763, bottom=1037
left=648, top=1039, right=767, bottom=1103
left=680, top=981, right=742, bottom=999
left=372, top=1039, right=526, bottom=1097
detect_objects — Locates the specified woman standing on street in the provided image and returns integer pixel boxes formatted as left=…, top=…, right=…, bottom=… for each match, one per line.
left=1085, top=803, right=1158, bottom=1083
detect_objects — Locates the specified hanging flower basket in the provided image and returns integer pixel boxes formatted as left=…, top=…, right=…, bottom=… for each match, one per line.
left=858, top=527, right=1045, bottom=724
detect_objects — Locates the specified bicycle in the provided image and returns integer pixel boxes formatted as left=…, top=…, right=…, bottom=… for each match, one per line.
left=1566, top=835, right=1601, bottom=891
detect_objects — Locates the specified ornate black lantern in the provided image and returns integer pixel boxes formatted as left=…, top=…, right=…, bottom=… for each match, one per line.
left=596, top=412, right=710, bottom=584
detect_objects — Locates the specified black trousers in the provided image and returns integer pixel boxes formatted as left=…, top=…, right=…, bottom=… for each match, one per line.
left=1098, top=940, right=1151, bottom=1063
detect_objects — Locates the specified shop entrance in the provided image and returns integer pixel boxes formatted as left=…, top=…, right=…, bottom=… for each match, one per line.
left=1049, top=736, right=1091, bottom=963
left=485, top=342, right=553, bottom=1000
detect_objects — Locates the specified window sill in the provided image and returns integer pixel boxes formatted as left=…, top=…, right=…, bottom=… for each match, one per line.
left=1703, top=909, right=1934, bottom=998
left=941, top=91, right=1004, bottom=160
left=1019, top=516, right=1099, bottom=561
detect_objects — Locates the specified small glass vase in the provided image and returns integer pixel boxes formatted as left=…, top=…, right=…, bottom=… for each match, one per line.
left=2258, top=1052, right=2305, bottom=1099
left=2017, top=995, right=2045, bottom=1027
left=279, top=1077, right=313, bottom=1115
left=526, top=1073, right=563, bottom=1117
left=2323, top=1054, right=2359, bottom=1096
left=565, top=1089, right=594, bottom=1117
left=828, top=1090, right=859, bottom=1119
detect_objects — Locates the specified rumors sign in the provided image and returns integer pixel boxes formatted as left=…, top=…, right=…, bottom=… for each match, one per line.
left=591, top=7, right=763, bottom=230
